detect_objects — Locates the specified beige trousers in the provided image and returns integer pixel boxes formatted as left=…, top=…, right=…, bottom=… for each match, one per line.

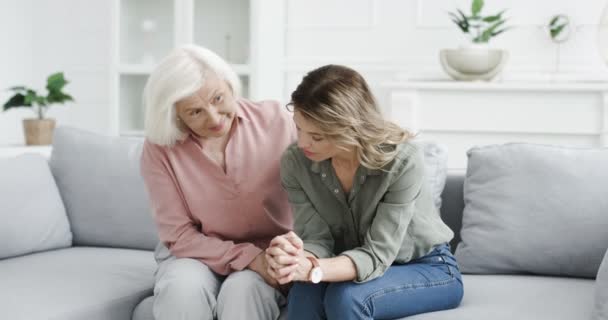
left=152, top=243, right=286, bottom=320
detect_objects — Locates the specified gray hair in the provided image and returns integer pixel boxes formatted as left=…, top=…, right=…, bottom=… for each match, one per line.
left=143, top=45, right=241, bottom=146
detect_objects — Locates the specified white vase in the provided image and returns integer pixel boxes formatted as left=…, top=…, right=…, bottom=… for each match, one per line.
left=440, top=44, right=509, bottom=81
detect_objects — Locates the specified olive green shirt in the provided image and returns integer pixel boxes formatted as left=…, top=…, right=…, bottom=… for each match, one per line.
left=280, top=142, right=454, bottom=283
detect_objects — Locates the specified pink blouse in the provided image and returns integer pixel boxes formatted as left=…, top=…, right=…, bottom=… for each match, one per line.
left=141, top=99, right=296, bottom=275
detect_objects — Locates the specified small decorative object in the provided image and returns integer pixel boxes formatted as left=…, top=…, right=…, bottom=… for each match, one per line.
left=141, top=18, right=158, bottom=65
left=2, top=72, right=74, bottom=145
left=548, top=14, right=571, bottom=43
left=440, top=0, right=510, bottom=81
left=545, top=14, right=572, bottom=77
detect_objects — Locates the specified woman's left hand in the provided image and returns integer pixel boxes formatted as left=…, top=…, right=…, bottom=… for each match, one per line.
left=265, top=232, right=312, bottom=284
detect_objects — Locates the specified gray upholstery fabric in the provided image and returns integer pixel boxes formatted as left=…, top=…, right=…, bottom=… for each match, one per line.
left=439, top=172, right=465, bottom=251
left=406, top=274, right=594, bottom=320
left=131, top=296, right=153, bottom=320
left=133, top=295, right=289, bottom=320
left=593, top=249, right=608, bottom=320
left=417, top=141, right=449, bottom=210
left=0, top=247, right=155, bottom=320
left=49, top=127, right=159, bottom=250
left=136, top=274, right=594, bottom=320
left=456, top=143, right=608, bottom=278
left=0, top=154, right=71, bottom=259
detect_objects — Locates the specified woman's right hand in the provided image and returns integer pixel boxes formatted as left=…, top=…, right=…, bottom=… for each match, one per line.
left=248, top=252, right=281, bottom=289
left=265, top=231, right=305, bottom=283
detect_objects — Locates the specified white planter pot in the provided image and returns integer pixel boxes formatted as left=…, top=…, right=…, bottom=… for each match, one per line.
left=440, top=46, right=509, bottom=81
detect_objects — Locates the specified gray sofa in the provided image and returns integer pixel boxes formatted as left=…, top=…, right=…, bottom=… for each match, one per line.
left=0, top=127, right=601, bottom=320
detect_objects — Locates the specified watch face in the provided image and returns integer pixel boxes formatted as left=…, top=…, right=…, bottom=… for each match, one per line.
left=311, top=267, right=323, bottom=283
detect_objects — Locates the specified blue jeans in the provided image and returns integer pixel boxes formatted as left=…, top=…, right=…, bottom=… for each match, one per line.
left=286, top=243, right=463, bottom=320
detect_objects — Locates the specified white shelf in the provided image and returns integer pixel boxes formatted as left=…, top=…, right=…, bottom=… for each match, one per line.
left=382, top=80, right=608, bottom=92
left=193, top=0, right=250, bottom=65
left=118, top=63, right=251, bottom=76
left=111, top=0, right=286, bottom=135
left=383, top=80, right=608, bottom=169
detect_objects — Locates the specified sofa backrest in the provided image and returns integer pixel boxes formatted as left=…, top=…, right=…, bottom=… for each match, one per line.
left=46, top=126, right=465, bottom=254
left=439, top=172, right=465, bottom=251
left=49, top=127, right=159, bottom=251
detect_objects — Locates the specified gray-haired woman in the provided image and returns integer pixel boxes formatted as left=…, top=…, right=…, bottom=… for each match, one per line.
left=140, top=44, right=295, bottom=320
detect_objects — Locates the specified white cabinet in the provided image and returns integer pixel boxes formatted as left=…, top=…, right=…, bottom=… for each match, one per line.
left=111, top=0, right=285, bottom=136
left=382, top=80, right=608, bottom=170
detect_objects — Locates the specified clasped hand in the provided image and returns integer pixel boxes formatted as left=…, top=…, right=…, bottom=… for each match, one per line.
left=265, top=231, right=312, bottom=284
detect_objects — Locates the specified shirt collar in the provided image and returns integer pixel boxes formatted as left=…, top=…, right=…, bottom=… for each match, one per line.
left=234, top=98, right=250, bottom=123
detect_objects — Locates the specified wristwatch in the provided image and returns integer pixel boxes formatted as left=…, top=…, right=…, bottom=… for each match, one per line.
left=306, top=256, right=323, bottom=283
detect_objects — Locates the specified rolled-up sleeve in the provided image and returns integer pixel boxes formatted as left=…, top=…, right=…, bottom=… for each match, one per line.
left=280, top=149, right=335, bottom=259
left=140, top=141, right=262, bottom=275
left=341, top=150, right=424, bottom=283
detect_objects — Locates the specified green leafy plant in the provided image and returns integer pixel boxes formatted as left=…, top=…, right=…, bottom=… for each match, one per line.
left=549, top=15, right=569, bottom=41
left=449, top=0, right=509, bottom=44
left=3, top=72, right=74, bottom=120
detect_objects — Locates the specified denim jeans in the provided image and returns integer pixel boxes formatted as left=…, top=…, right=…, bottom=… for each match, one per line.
left=286, top=243, right=463, bottom=320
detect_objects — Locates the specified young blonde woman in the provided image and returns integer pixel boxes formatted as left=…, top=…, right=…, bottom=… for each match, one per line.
left=265, top=65, right=463, bottom=319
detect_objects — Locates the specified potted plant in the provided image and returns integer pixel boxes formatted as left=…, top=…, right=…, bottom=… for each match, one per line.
left=440, top=0, right=510, bottom=81
left=2, top=72, right=74, bottom=145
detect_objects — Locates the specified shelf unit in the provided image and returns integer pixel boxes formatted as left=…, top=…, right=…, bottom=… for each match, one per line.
left=110, top=0, right=285, bottom=136
left=381, top=80, right=608, bottom=169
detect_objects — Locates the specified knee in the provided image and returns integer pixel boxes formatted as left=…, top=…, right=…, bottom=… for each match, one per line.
left=218, top=270, right=269, bottom=300
left=155, top=258, right=217, bottom=302
left=324, top=283, right=368, bottom=318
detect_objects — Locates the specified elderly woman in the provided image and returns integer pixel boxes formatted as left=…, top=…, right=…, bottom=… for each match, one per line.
left=266, top=65, right=463, bottom=320
left=140, top=45, right=295, bottom=320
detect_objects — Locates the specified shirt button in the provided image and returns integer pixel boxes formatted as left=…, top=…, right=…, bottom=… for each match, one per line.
left=334, top=188, right=339, bottom=194
left=321, top=173, right=327, bottom=178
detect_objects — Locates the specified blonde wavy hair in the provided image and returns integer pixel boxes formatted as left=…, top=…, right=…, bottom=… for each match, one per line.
left=288, top=64, right=413, bottom=170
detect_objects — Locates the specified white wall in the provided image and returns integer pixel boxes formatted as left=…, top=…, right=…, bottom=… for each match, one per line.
left=31, top=1, right=113, bottom=138
left=283, top=0, right=608, bottom=104
left=0, top=0, right=34, bottom=145
left=0, top=0, right=112, bottom=145
left=2, top=0, right=608, bottom=148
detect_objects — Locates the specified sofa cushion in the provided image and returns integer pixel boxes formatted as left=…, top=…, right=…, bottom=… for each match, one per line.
left=593, top=248, right=608, bottom=320
left=456, top=143, right=608, bottom=278
left=0, top=247, right=155, bottom=320
left=0, top=154, right=71, bottom=259
left=49, top=127, right=159, bottom=250
left=130, top=275, right=594, bottom=320
left=406, top=274, right=594, bottom=320
left=416, top=141, right=448, bottom=210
